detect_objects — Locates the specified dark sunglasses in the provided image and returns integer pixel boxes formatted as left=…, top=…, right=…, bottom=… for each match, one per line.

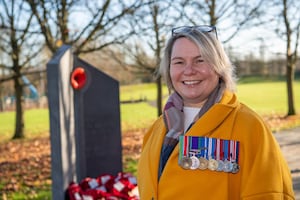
left=172, top=25, right=218, bottom=39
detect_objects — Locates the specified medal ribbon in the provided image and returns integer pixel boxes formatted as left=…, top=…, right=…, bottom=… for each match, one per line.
left=216, top=139, right=220, bottom=160
left=212, top=138, right=216, bottom=159
left=179, top=136, right=183, bottom=160
left=208, top=138, right=212, bottom=159
left=236, top=141, right=240, bottom=164
left=220, top=139, right=224, bottom=160
left=191, top=136, right=198, bottom=154
left=224, top=140, right=228, bottom=161
left=184, top=136, right=188, bottom=157
left=205, top=137, right=208, bottom=159
left=230, top=140, right=234, bottom=162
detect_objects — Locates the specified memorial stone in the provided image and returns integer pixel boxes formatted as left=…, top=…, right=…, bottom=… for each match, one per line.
left=47, top=45, right=122, bottom=199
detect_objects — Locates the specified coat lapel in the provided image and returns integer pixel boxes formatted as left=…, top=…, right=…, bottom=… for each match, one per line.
left=187, top=91, right=238, bottom=136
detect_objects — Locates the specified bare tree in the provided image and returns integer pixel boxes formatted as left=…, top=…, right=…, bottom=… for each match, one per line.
left=108, top=0, right=183, bottom=116
left=274, top=0, right=300, bottom=115
left=0, top=0, right=44, bottom=139
left=179, top=0, right=266, bottom=43
left=25, top=0, right=143, bottom=56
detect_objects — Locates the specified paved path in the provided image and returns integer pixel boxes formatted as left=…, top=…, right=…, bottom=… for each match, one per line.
left=274, top=127, right=300, bottom=200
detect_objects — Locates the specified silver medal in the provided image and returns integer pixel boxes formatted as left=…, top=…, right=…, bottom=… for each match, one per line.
left=180, top=157, right=192, bottom=169
left=216, top=160, right=224, bottom=171
left=190, top=156, right=200, bottom=170
left=231, top=162, right=240, bottom=173
left=223, top=160, right=233, bottom=172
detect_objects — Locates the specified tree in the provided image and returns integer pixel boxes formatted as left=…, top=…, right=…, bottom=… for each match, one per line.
left=25, top=0, right=143, bottom=56
left=179, top=0, right=266, bottom=43
left=107, top=0, right=183, bottom=116
left=278, top=0, right=299, bottom=115
left=0, top=0, right=44, bottom=139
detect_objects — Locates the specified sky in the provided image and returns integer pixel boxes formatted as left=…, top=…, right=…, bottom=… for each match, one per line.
left=224, top=26, right=288, bottom=61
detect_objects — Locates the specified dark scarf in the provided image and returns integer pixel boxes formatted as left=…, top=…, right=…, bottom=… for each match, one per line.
left=158, top=82, right=225, bottom=179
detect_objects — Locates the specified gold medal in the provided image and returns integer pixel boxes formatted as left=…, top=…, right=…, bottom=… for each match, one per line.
left=180, top=157, right=192, bottom=169
left=190, top=156, right=200, bottom=170
left=198, top=157, right=208, bottom=170
left=208, top=158, right=218, bottom=171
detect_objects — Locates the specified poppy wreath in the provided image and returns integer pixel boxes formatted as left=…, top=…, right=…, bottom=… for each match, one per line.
left=67, top=172, right=139, bottom=200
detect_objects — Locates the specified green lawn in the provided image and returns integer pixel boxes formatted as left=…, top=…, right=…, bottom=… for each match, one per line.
left=0, top=80, right=300, bottom=142
left=237, top=81, right=300, bottom=114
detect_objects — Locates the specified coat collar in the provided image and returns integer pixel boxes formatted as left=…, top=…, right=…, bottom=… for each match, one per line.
left=186, top=90, right=239, bottom=136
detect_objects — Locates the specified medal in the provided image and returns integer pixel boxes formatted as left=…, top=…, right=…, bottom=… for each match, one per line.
left=216, top=160, right=224, bottom=171
left=179, top=157, right=192, bottom=169
left=207, top=138, right=218, bottom=171
left=190, top=155, right=200, bottom=169
left=223, top=140, right=232, bottom=172
left=230, top=140, right=240, bottom=174
left=223, top=160, right=233, bottom=172
left=231, top=162, right=240, bottom=173
left=198, top=157, right=208, bottom=170
left=179, top=136, right=190, bottom=169
left=208, top=158, right=218, bottom=171
left=189, top=137, right=201, bottom=170
left=198, top=137, right=208, bottom=170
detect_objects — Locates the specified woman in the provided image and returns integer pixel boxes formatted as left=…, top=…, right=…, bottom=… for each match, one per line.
left=137, top=26, right=295, bottom=200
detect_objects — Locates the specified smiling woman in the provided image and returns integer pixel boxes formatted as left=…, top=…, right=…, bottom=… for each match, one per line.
left=137, top=25, right=295, bottom=200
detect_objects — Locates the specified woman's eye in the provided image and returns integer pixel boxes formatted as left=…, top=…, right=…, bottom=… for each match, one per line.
left=172, top=61, right=184, bottom=65
left=196, top=59, right=204, bottom=63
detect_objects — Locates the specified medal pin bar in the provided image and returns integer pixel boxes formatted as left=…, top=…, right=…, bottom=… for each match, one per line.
left=178, top=136, right=240, bottom=173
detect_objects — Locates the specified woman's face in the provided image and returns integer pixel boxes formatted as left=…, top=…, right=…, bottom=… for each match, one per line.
left=170, top=37, right=219, bottom=107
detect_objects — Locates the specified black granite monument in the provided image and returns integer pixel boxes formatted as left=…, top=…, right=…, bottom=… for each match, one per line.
left=47, top=45, right=122, bottom=199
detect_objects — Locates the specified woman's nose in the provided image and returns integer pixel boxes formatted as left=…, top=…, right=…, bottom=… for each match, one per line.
left=184, top=63, right=196, bottom=74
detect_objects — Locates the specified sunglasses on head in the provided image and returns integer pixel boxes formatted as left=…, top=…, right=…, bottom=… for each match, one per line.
left=172, top=25, right=218, bottom=39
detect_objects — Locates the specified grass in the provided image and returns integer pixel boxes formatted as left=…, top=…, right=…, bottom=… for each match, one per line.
left=2, top=189, right=51, bottom=200
left=0, top=109, right=50, bottom=142
left=237, top=81, right=299, bottom=114
left=1, top=79, right=300, bottom=141
left=121, top=102, right=157, bottom=131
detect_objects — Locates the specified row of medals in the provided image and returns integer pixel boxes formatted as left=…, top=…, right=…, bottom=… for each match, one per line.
left=179, top=155, right=239, bottom=173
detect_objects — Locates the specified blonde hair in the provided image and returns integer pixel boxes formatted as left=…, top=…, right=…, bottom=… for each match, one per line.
left=159, top=29, right=236, bottom=92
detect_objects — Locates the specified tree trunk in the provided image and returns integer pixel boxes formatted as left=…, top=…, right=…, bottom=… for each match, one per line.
left=286, top=60, right=296, bottom=116
left=156, top=76, right=162, bottom=116
left=12, top=77, right=25, bottom=139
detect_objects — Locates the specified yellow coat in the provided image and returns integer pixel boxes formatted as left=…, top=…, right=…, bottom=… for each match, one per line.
left=137, top=91, right=295, bottom=200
